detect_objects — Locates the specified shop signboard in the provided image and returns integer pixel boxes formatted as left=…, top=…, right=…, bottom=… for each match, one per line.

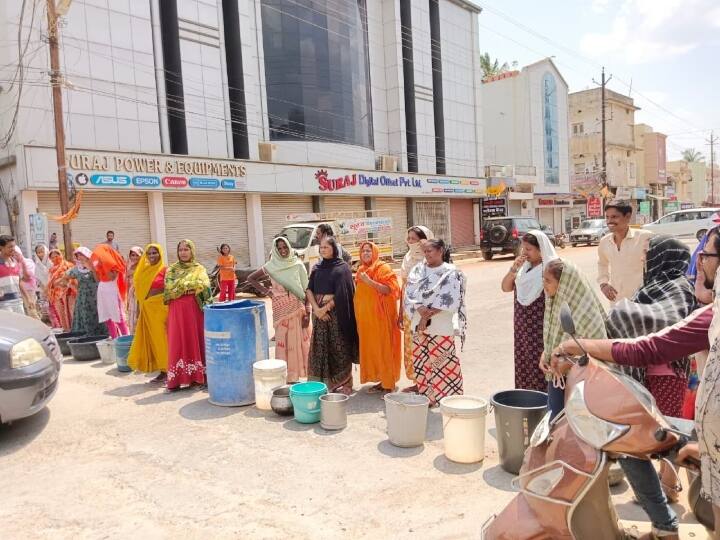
left=62, top=149, right=486, bottom=199
left=639, top=201, right=651, bottom=216
left=632, top=187, right=647, bottom=200
left=482, top=197, right=507, bottom=218
left=615, top=187, right=633, bottom=199
left=586, top=197, right=602, bottom=217
left=680, top=202, right=694, bottom=210
left=664, top=201, right=680, bottom=213
left=28, top=213, right=48, bottom=250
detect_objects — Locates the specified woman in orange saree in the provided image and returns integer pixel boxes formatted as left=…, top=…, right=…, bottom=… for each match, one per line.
left=355, top=242, right=401, bottom=393
left=46, top=249, right=76, bottom=330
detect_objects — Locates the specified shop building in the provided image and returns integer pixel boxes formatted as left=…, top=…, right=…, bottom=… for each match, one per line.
left=481, top=58, right=571, bottom=232
left=0, top=0, right=486, bottom=267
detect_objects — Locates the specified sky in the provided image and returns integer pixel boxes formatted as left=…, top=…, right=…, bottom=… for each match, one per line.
left=474, top=0, right=720, bottom=161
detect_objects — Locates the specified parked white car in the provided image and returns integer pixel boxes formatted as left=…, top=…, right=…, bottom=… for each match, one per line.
left=642, top=207, right=720, bottom=241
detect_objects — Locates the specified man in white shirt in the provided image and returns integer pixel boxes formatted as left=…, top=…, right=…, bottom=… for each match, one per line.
left=597, top=199, right=653, bottom=304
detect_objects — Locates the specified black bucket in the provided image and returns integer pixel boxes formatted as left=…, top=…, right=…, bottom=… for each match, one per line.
left=490, top=390, right=548, bottom=474
left=55, top=332, right=86, bottom=356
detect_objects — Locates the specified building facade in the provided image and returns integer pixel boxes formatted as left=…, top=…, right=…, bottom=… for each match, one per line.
left=0, top=0, right=486, bottom=267
left=481, top=58, right=573, bottom=232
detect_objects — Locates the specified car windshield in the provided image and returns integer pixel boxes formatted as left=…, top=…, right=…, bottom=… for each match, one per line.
left=278, top=227, right=313, bottom=249
left=579, top=220, right=604, bottom=229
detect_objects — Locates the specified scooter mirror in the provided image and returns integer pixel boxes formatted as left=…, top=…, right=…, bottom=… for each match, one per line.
left=560, top=302, right=576, bottom=335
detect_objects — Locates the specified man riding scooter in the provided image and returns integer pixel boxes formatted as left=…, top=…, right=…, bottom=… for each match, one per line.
left=552, top=226, right=720, bottom=539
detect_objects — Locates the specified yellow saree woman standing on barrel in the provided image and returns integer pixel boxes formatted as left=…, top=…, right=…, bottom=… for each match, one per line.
left=128, top=244, right=169, bottom=383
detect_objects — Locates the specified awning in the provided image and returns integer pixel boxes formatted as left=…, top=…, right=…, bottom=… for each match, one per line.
left=647, top=194, right=669, bottom=200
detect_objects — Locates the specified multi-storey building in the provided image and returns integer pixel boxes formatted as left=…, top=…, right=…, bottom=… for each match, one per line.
left=0, top=0, right=486, bottom=266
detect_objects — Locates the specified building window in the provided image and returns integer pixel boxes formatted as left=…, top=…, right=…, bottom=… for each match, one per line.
left=572, top=123, right=584, bottom=135
left=261, top=0, right=373, bottom=147
left=542, top=72, right=560, bottom=185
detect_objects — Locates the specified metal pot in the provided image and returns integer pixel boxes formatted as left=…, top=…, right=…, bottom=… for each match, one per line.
left=270, top=385, right=294, bottom=416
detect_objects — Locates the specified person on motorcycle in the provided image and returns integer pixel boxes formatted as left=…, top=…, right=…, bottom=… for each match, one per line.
left=551, top=226, right=720, bottom=539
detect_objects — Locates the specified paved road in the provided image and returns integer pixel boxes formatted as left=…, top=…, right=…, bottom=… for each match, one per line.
left=0, top=244, right=703, bottom=538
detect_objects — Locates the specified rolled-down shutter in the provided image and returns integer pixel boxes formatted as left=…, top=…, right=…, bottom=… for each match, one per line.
left=322, top=196, right=366, bottom=216
left=450, top=199, right=475, bottom=247
left=414, top=199, right=450, bottom=242
left=374, top=197, right=408, bottom=255
left=37, top=191, right=151, bottom=254
left=164, top=192, right=249, bottom=270
left=261, top=195, right=314, bottom=259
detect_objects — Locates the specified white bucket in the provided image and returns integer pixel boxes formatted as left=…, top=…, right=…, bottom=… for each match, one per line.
left=384, top=392, right=430, bottom=447
left=253, top=359, right=287, bottom=410
left=440, top=395, right=488, bottom=464
left=96, top=339, right=116, bottom=365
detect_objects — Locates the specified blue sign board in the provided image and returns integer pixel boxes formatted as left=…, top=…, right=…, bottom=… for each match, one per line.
left=133, top=176, right=161, bottom=187
left=221, top=179, right=236, bottom=189
left=90, top=174, right=131, bottom=187
left=189, top=177, right=220, bottom=189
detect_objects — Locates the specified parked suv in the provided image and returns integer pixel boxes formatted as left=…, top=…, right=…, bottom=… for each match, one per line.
left=480, top=216, right=547, bottom=260
left=643, top=207, right=720, bottom=241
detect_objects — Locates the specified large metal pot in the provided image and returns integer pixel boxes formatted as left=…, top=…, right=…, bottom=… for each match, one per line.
left=270, top=385, right=294, bottom=416
left=68, top=335, right=108, bottom=361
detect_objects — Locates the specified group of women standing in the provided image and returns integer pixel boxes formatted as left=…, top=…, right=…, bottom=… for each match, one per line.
left=505, top=230, right=694, bottom=421
left=251, top=226, right=467, bottom=406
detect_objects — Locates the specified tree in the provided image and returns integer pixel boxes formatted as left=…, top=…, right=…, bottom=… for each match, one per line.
left=681, top=148, right=705, bottom=162
left=480, top=53, right=516, bottom=79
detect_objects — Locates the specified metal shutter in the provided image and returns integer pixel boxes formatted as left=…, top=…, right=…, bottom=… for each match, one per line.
left=164, top=192, right=249, bottom=270
left=375, top=197, right=408, bottom=255
left=322, top=196, right=366, bottom=215
left=261, top=195, right=314, bottom=259
left=450, top=199, right=475, bottom=247
left=414, top=199, right=450, bottom=242
left=37, top=191, right=151, bottom=254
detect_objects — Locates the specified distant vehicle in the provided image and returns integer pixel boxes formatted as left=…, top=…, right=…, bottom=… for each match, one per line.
left=569, top=219, right=608, bottom=247
left=0, top=311, right=62, bottom=424
left=643, top=207, right=720, bottom=241
left=480, top=216, right=552, bottom=260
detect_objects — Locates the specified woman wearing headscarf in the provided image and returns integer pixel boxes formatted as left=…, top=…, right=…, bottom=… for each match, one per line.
left=541, top=258, right=607, bottom=419
left=16, top=247, right=41, bottom=319
left=66, top=247, right=107, bottom=336
left=248, top=237, right=310, bottom=383
left=125, top=246, right=143, bottom=332
left=127, top=244, right=168, bottom=384
left=404, top=239, right=467, bottom=406
left=355, top=242, right=401, bottom=393
left=164, top=239, right=212, bottom=392
left=306, top=237, right=358, bottom=395
left=46, top=248, right=76, bottom=330
left=91, top=244, right=128, bottom=338
left=399, top=226, right=433, bottom=392
left=607, top=235, right=696, bottom=415
left=501, top=231, right=558, bottom=392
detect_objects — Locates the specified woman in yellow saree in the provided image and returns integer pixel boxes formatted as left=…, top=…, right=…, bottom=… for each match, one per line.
left=127, top=243, right=169, bottom=383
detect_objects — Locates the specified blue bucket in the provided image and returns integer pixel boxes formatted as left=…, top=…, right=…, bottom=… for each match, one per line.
left=114, top=335, right=134, bottom=373
left=204, top=300, right=270, bottom=406
left=290, top=382, right=328, bottom=423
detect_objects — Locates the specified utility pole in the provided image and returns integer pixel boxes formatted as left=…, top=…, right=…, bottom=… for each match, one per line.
left=593, top=67, right=612, bottom=202
left=708, top=131, right=716, bottom=204
left=46, top=0, right=73, bottom=258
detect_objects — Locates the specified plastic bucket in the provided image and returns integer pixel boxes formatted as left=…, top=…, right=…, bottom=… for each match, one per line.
left=290, top=382, right=328, bottom=424
left=253, top=359, right=287, bottom=411
left=320, top=393, right=349, bottom=430
left=440, top=395, right=488, bottom=464
left=56, top=331, right=86, bottom=356
left=114, top=335, right=134, bottom=373
left=96, top=339, right=116, bottom=365
left=204, top=300, right=270, bottom=406
left=491, top=390, right=548, bottom=474
left=384, top=392, right=430, bottom=447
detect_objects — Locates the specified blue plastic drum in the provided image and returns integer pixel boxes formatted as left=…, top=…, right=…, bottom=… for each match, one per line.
left=204, top=300, right=270, bottom=406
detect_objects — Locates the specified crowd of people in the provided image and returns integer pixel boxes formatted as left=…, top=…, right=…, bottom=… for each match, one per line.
left=503, top=199, right=719, bottom=539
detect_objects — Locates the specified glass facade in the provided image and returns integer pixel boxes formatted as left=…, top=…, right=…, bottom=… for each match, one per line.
left=542, top=72, right=560, bottom=185
left=261, top=0, right=373, bottom=148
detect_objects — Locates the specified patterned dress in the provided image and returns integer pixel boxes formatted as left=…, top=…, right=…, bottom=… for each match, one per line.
left=271, top=280, right=310, bottom=382
left=68, top=268, right=107, bottom=336
left=513, top=292, right=547, bottom=392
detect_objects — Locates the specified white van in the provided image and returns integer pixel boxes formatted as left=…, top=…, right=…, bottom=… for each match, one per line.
left=643, top=207, right=720, bottom=241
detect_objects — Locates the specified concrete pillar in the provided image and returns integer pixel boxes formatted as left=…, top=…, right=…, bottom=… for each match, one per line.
left=473, top=200, right=480, bottom=244
left=406, top=198, right=415, bottom=225
left=246, top=193, right=264, bottom=267
left=312, top=195, right=323, bottom=213
left=18, top=190, right=38, bottom=255
left=147, top=191, right=167, bottom=254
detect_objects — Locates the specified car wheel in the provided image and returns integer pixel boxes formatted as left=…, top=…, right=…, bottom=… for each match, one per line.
left=571, top=243, right=577, bottom=247
left=697, top=229, right=707, bottom=242
left=482, top=251, right=493, bottom=261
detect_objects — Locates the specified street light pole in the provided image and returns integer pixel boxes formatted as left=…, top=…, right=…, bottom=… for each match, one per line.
left=46, top=0, right=73, bottom=258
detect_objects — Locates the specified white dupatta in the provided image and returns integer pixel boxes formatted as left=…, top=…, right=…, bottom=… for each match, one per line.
left=514, top=229, right=558, bottom=306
